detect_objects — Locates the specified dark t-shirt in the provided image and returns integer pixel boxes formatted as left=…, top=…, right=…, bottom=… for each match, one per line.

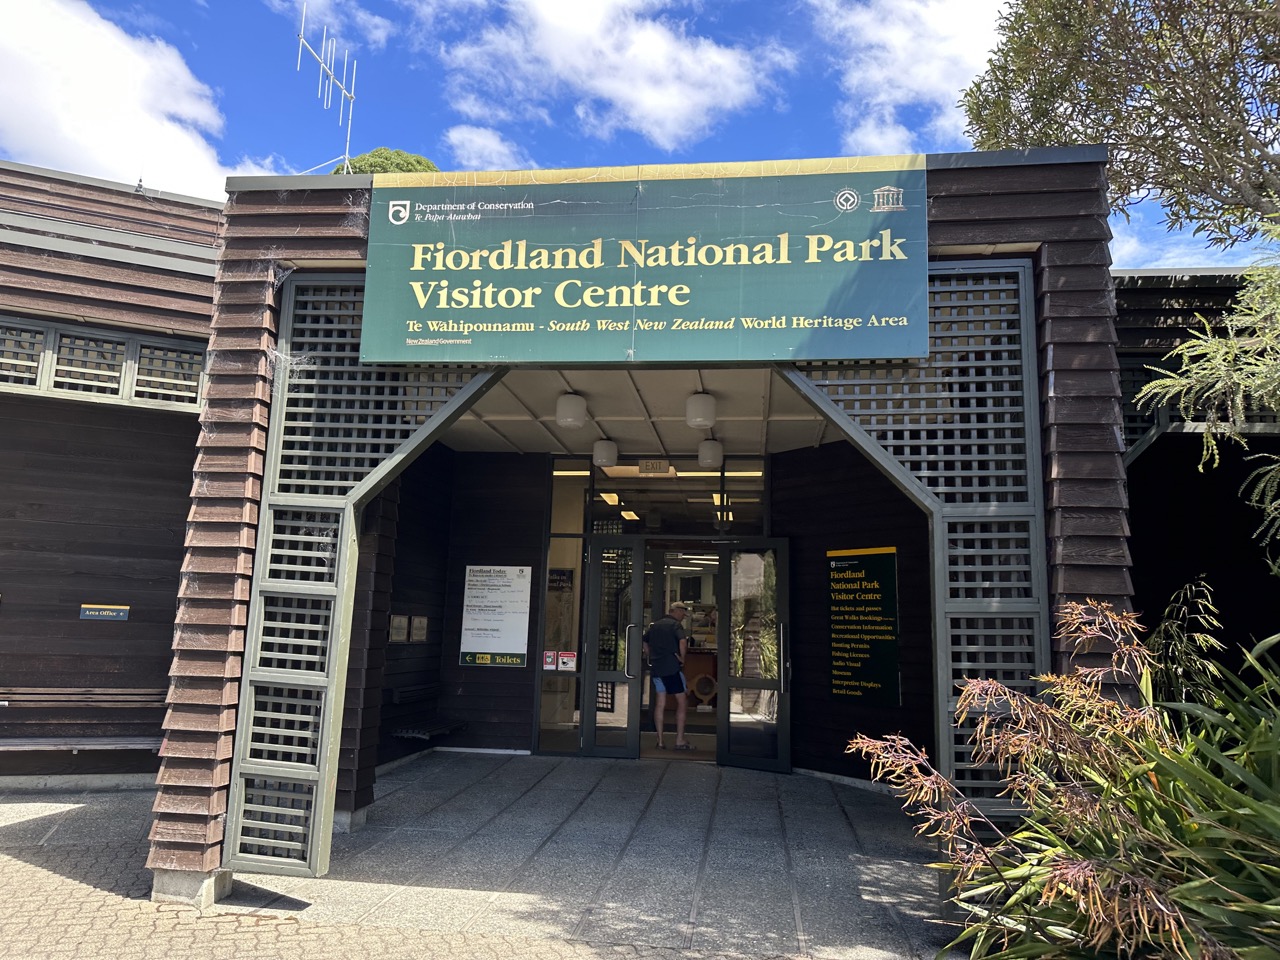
left=643, top=616, right=686, bottom=677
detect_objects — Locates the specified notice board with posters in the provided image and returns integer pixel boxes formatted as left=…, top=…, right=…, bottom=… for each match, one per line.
left=362, top=156, right=928, bottom=364
left=459, top=565, right=532, bottom=667
left=827, top=547, right=900, bottom=706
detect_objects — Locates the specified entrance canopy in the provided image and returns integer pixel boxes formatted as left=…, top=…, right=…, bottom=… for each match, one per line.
left=439, top=367, right=846, bottom=459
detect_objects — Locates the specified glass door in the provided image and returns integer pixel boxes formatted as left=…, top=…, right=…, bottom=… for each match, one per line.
left=646, top=544, right=719, bottom=757
left=717, top=540, right=790, bottom=772
left=578, top=535, right=790, bottom=767
left=580, top=537, right=644, bottom=757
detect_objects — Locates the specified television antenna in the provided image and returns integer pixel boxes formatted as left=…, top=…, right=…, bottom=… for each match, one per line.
left=295, top=3, right=358, bottom=174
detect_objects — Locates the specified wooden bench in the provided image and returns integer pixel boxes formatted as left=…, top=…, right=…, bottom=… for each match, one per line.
left=0, top=688, right=168, bottom=708
left=0, top=687, right=167, bottom=753
left=389, top=683, right=440, bottom=705
left=386, top=682, right=466, bottom=743
left=392, top=717, right=467, bottom=742
left=0, top=736, right=162, bottom=753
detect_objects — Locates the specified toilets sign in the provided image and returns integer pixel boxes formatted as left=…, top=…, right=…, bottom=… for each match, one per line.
left=363, top=156, right=927, bottom=364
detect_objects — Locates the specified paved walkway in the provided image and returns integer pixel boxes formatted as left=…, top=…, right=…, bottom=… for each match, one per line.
left=0, top=752, right=953, bottom=959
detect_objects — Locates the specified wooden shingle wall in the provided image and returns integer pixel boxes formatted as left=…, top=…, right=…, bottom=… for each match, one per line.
left=1113, top=272, right=1246, bottom=452
left=1114, top=272, right=1241, bottom=349
left=0, top=164, right=221, bottom=766
left=927, top=153, right=1125, bottom=671
left=1114, top=273, right=1277, bottom=656
left=380, top=444, right=456, bottom=761
left=434, top=454, right=548, bottom=749
left=338, top=483, right=399, bottom=814
left=0, top=161, right=221, bottom=338
left=147, top=178, right=371, bottom=875
left=0, top=397, right=197, bottom=753
left=772, top=442, right=933, bottom=776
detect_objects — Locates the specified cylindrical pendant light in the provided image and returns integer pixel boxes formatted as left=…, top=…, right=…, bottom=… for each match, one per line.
left=685, top=392, right=716, bottom=429
left=555, top=393, right=588, bottom=428
left=697, top=439, right=724, bottom=469
left=592, top=439, right=618, bottom=467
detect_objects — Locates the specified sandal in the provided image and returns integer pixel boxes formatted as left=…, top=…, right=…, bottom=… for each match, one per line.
left=674, top=742, right=693, bottom=751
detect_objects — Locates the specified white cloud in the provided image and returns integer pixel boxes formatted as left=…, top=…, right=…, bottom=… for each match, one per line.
left=393, top=0, right=498, bottom=33
left=444, top=125, right=536, bottom=170
left=841, top=109, right=914, bottom=159
left=265, top=0, right=394, bottom=51
left=1109, top=204, right=1264, bottom=270
left=0, top=0, right=284, bottom=200
left=436, top=0, right=796, bottom=152
left=805, top=0, right=1006, bottom=156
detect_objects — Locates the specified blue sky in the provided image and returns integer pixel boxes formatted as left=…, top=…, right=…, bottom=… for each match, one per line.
left=0, top=0, right=1264, bottom=270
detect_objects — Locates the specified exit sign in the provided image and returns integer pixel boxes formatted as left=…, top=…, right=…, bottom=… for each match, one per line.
left=639, top=459, right=670, bottom=476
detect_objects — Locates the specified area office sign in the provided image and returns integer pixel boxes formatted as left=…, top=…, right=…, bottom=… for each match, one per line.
left=362, top=156, right=927, bottom=364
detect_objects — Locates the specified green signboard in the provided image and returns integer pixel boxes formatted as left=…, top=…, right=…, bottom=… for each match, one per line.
left=828, top=547, right=900, bottom=706
left=363, top=157, right=927, bottom=364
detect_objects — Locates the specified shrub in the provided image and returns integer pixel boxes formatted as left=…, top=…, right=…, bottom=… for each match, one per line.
left=333, top=148, right=439, bottom=175
left=849, top=598, right=1280, bottom=958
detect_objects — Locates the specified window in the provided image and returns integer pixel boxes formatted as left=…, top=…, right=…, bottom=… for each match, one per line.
left=0, top=317, right=205, bottom=411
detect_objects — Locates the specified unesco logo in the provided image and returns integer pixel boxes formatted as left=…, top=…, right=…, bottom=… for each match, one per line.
left=387, top=200, right=410, bottom=225
left=833, top=188, right=861, bottom=213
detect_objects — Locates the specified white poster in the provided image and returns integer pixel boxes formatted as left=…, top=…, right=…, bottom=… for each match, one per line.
left=459, top=565, right=532, bottom=667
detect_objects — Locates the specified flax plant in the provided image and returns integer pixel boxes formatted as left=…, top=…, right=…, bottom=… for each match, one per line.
left=1147, top=580, right=1224, bottom=712
left=849, top=599, right=1280, bottom=959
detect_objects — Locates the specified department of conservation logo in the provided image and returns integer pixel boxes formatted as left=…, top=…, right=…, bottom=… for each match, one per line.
left=387, top=199, right=410, bottom=225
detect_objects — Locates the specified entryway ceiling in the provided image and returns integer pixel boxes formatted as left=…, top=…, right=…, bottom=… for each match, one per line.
left=441, top=367, right=843, bottom=458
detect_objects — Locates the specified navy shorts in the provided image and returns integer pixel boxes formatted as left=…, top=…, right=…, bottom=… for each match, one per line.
left=654, top=671, right=686, bottom=694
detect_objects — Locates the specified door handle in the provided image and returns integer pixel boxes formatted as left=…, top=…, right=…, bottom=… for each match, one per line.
left=623, top=623, right=638, bottom=679
left=779, top=623, right=788, bottom=694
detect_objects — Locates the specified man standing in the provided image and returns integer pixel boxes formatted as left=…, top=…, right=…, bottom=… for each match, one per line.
left=643, top=602, right=691, bottom=750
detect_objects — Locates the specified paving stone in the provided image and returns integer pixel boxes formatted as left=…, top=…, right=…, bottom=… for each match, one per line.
left=0, top=752, right=942, bottom=960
